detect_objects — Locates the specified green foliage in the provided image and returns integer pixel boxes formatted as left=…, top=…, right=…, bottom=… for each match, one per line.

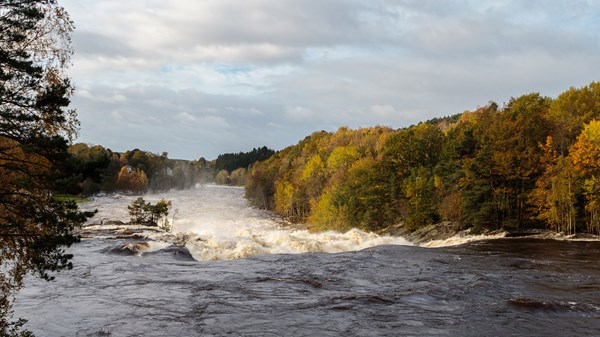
left=127, top=197, right=172, bottom=230
left=404, top=167, right=439, bottom=229
left=52, top=194, right=92, bottom=203
left=214, top=146, right=275, bottom=173
left=127, top=197, right=147, bottom=224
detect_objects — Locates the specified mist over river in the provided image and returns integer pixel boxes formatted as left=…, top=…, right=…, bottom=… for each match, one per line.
left=13, top=185, right=600, bottom=336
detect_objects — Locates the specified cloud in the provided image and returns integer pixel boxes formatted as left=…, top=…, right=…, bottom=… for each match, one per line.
left=59, top=0, right=600, bottom=159
left=285, top=106, right=316, bottom=122
left=65, top=0, right=389, bottom=65
left=71, top=84, right=301, bottom=159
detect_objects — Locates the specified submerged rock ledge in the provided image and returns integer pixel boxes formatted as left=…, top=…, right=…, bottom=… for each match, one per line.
left=380, top=222, right=600, bottom=246
left=81, top=219, right=600, bottom=253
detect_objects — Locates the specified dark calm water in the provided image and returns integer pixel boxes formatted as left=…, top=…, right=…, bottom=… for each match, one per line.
left=12, top=187, right=600, bottom=336
left=14, top=238, right=600, bottom=336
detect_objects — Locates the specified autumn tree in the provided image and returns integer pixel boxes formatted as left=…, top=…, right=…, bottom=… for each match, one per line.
left=0, top=1, right=90, bottom=334
left=570, top=120, right=600, bottom=234
left=488, top=94, right=551, bottom=228
left=215, top=169, right=230, bottom=185
left=531, top=137, right=577, bottom=234
left=230, top=167, right=247, bottom=186
left=546, top=82, right=600, bottom=155
left=116, top=166, right=148, bottom=194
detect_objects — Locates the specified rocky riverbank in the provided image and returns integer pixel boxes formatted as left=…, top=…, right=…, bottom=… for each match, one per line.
left=378, top=221, right=467, bottom=245
left=380, top=221, right=600, bottom=246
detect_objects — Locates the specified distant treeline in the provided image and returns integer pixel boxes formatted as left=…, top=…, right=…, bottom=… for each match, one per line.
left=245, top=82, right=600, bottom=235
left=213, top=146, right=276, bottom=186
left=58, top=146, right=211, bottom=195
left=59, top=145, right=276, bottom=195
left=214, top=146, right=276, bottom=172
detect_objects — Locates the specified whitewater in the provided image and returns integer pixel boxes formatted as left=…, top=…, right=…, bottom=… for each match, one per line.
left=13, top=184, right=600, bottom=336
left=83, top=185, right=412, bottom=261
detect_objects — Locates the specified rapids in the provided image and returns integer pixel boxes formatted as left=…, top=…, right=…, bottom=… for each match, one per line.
left=12, top=185, right=600, bottom=336
left=84, top=185, right=412, bottom=261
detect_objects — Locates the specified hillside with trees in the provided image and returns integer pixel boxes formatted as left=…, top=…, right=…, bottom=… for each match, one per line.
left=61, top=146, right=212, bottom=195
left=214, top=146, right=276, bottom=186
left=245, top=82, right=600, bottom=235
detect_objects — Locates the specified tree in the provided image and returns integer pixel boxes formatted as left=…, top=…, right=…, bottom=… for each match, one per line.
left=146, top=199, right=172, bottom=230
left=230, top=167, right=247, bottom=186
left=214, top=146, right=276, bottom=173
left=116, top=166, right=131, bottom=191
left=404, top=166, right=439, bottom=229
left=488, top=94, right=551, bottom=228
left=116, top=166, right=148, bottom=194
left=321, top=157, right=398, bottom=231
left=215, top=169, right=230, bottom=185
left=570, top=120, right=600, bottom=234
left=127, top=197, right=172, bottom=230
left=546, top=82, right=600, bottom=155
left=129, top=169, right=148, bottom=194
left=531, top=137, right=577, bottom=234
left=0, top=1, right=90, bottom=334
left=127, top=197, right=147, bottom=224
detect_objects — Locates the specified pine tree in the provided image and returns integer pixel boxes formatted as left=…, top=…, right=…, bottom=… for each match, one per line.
left=0, top=1, right=90, bottom=333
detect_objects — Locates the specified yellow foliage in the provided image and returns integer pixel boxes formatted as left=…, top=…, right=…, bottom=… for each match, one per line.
left=570, top=120, right=600, bottom=176
left=274, top=179, right=295, bottom=217
left=308, top=187, right=350, bottom=232
left=326, top=146, right=360, bottom=172
left=301, top=154, right=325, bottom=182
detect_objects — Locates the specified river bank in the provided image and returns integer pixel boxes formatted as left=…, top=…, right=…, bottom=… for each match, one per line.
left=379, top=221, right=600, bottom=247
left=82, top=215, right=600, bottom=255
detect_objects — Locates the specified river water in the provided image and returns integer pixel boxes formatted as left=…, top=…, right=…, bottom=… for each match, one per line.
left=13, top=185, right=600, bottom=336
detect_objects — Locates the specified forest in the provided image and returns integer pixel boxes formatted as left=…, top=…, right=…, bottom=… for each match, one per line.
left=60, top=145, right=211, bottom=194
left=61, top=145, right=275, bottom=195
left=213, top=146, right=276, bottom=186
left=245, top=82, right=600, bottom=235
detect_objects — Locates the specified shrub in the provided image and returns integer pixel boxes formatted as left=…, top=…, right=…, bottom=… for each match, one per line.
left=127, top=197, right=172, bottom=231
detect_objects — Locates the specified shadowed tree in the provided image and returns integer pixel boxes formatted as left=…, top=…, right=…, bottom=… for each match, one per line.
left=0, top=1, right=91, bottom=334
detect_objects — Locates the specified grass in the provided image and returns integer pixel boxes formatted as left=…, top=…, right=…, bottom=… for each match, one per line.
left=53, top=194, right=93, bottom=204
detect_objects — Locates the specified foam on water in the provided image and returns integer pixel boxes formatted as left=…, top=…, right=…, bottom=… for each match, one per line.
left=421, top=232, right=508, bottom=248
left=81, top=185, right=411, bottom=261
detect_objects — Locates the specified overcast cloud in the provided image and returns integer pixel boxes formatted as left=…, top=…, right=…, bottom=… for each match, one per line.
left=61, top=0, right=600, bottom=159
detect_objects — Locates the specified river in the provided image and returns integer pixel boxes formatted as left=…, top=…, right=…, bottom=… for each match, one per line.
left=13, top=185, right=600, bottom=336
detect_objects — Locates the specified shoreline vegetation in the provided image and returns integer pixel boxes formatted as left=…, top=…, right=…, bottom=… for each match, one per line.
left=84, top=214, right=600, bottom=250
left=245, top=82, right=600, bottom=239
left=82, top=191, right=600, bottom=249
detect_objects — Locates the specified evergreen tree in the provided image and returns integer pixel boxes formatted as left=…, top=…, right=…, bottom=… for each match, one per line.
left=0, top=1, right=91, bottom=333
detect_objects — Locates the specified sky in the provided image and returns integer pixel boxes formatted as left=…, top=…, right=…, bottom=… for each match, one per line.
left=61, top=0, right=600, bottom=160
